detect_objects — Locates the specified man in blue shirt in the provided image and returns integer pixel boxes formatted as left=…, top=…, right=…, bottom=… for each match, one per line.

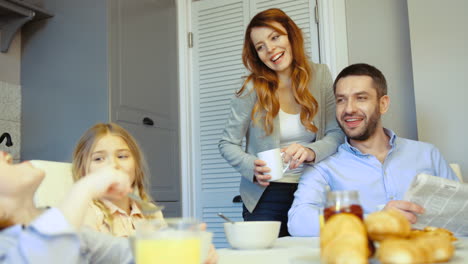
left=288, top=63, right=459, bottom=237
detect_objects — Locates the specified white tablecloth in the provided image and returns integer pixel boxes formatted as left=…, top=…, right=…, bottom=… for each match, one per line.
left=218, top=237, right=468, bottom=264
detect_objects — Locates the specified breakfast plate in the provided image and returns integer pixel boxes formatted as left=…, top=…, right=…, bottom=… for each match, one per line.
left=453, top=240, right=464, bottom=249
left=289, top=255, right=320, bottom=264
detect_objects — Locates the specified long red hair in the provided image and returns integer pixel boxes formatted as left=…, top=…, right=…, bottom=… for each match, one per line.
left=238, top=8, right=318, bottom=135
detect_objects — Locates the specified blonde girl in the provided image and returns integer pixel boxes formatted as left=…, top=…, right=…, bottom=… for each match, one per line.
left=72, top=123, right=163, bottom=237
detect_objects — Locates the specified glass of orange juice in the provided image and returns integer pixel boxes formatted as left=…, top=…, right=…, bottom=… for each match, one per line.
left=135, top=218, right=202, bottom=264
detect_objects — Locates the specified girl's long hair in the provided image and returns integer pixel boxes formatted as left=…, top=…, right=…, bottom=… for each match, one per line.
left=239, top=8, right=318, bottom=135
left=72, top=123, right=156, bottom=231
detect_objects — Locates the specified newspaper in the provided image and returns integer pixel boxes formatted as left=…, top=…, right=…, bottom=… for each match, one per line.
left=404, top=173, right=468, bottom=236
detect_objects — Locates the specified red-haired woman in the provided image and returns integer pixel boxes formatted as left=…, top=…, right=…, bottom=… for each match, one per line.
left=219, top=8, right=343, bottom=237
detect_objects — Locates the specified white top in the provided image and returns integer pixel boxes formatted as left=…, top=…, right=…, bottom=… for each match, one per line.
left=276, top=109, right=316, bottom=183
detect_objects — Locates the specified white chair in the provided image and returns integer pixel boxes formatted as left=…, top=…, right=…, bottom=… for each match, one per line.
left=449, top=163, right=463, bottom=183
left=31, top=160, right=74, bottom=207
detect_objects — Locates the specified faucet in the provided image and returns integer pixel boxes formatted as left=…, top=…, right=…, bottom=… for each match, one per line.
left=0, top=133, right=13, bottom=147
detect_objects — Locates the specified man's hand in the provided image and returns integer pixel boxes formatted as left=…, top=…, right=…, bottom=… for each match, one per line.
left=383, top=200, right=425, bottom=224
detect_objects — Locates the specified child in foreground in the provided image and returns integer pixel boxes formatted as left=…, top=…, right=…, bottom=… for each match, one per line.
left=0, top=150, right=134, bottom=263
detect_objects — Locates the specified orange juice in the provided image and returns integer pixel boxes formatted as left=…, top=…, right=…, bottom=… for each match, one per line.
left=136, top=238, right=201, bottom=264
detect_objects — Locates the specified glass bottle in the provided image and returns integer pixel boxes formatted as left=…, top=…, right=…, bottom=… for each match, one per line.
left=323, top=190, right=364, bottom=222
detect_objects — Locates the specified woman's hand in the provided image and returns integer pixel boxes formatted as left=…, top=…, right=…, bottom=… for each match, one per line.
left=253, top=159, right=271, bottom=187
left=281, top=143, right=316, bottom=169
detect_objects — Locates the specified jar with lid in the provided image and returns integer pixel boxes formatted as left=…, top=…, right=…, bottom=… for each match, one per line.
left=323, top=190, right=364, bottom=222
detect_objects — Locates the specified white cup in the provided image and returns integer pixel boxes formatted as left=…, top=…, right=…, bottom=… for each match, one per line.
left=200, top=231, right=213, bottom=263
left=257, top=148, right=291, bottom=181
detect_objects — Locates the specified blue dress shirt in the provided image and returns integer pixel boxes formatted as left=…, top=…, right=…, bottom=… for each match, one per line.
left=288, top=129, right=459, bottom=237
left=0, top=208, right=133, bottom=263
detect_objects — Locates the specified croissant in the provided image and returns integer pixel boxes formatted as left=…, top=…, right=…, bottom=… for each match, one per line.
left=321, top=209, right=456, bottom=263
left=320, top=213, right=369, bottom=264
left=376, top=238, right=429, bottom=264
left=365, top=209, right=411, bottom=241
left=376, top=235, right=455, bottom=264
left=414, top=234, right=454, bottom=263
left=409, top=226, right=458, bottom=242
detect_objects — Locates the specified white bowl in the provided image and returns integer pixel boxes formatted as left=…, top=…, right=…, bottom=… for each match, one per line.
left=224, top=221, right=281, bottom=249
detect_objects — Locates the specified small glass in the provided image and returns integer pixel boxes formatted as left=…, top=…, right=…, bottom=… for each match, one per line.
left=319, top=208, right=325, bottom=229
left=323, top=190, right=364, bottom=222
left=134, top=218, right=202, bottom=264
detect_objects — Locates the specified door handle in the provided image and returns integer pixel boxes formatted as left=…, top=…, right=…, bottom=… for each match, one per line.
left=142, top=117, right=154, bottom=126
left=232, top=195, right=242, bottom=203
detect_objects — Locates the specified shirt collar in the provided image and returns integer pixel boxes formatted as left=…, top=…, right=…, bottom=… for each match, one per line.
left=386, top=128, right=397, bottom=147
left=2, top=225, right=22, bottom=235
left=342, top=128, right=397, bottom=156
left=130, top=201, right=144, bottom=216
left=101, top=199, right=143, bottom=217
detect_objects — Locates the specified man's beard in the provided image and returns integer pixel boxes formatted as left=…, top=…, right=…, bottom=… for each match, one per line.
left=338, top=105, right=381, bottom=141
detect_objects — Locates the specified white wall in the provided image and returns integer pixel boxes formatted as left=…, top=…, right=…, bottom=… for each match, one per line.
left=21, top=0, right=109, bottom=161
left=407, top=0, right=468, bottom=180
left=0, top=33, right=21, bottom=161
left=0, top=33, right=21, bottom=85
left=345, top=0, right=418, bottom=140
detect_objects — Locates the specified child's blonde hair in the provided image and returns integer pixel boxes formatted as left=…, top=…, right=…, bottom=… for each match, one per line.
left=72, top=122, right=155, bottom=231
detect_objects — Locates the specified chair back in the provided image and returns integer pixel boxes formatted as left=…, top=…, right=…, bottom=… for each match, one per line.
left=31, top=160, right=74, bottom=207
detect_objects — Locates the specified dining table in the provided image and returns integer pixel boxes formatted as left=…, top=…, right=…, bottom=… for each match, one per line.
left=218, top=236, right=468, bottom=264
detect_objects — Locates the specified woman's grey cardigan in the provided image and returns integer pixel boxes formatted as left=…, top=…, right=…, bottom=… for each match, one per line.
left=218, top=63, right=344, bottom=213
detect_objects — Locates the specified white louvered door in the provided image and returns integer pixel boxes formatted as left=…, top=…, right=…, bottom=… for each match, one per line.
left=192, top=0, right=320, bottom=248
left=192, top=0, right=250, bottom=248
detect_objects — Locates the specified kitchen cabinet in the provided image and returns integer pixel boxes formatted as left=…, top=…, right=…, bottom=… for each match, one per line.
left=21, top=0, right=181, bottom=216
left=0, top=0, right=52, bottom=52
